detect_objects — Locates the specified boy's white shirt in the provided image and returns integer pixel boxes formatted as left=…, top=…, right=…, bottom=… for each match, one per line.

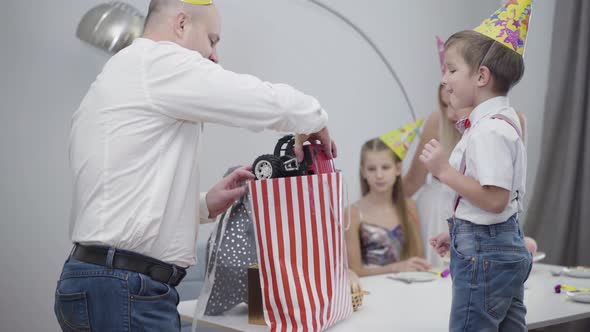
left=448, top=96, right=526, bottom=225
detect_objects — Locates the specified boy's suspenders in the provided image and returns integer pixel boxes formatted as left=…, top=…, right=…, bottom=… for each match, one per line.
left=452, top=114, right=523, bottom=216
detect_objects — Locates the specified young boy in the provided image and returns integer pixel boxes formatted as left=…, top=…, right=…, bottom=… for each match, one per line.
left=420, top=1, right=533, bottom=331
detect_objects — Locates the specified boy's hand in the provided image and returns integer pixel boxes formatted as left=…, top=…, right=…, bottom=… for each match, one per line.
left=430, top=232, right=451, bottom=257
left=419, top=139, right=451, bottom=179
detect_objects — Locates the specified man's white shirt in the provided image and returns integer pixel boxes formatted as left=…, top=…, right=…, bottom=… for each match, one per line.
left=69, top=38, right=328, bottom=266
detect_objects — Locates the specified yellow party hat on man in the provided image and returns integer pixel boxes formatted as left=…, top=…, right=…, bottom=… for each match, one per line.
left=474, top=0, right=533, bottom=56
left=180, top=0, right=213, bottom=5
left=379, top=118, right=424, bottom=160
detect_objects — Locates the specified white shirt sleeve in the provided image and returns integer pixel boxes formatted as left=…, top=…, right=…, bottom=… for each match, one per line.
left=143, top=43, right=328, bottom=134
left=466, top=122, right=517, bottom=191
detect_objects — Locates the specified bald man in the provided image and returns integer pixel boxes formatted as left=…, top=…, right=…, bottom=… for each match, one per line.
left=54, top=0, right=335, bottom=330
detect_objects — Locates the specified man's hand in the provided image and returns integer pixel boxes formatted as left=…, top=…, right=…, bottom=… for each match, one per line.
left=419, top=139, right=451, bottom=179
left=206, top=165, right=255, bottom=218
left=430, top=232, right=451, bottom=257
left=294, top=127, right=337, bottom=162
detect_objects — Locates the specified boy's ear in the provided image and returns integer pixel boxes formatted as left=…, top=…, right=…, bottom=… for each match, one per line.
left=476, top=66, right=493, bottom=88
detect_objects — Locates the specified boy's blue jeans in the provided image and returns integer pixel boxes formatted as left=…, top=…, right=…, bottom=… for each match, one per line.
left=448, top=214, right=532, bottom=332
left=54, top=256, right=181, bottom=331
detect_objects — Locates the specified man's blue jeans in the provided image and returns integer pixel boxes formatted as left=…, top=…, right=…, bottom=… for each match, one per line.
left=448, top=215, right=533, bottom=332
left=54, top=255, right=181, bottom=331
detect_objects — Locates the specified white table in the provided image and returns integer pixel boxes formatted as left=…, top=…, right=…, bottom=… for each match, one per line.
left=178, top=264, right=590, bottom=331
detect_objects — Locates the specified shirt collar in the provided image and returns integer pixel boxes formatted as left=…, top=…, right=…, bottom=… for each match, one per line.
left=469, top=96, right=510, bottom=127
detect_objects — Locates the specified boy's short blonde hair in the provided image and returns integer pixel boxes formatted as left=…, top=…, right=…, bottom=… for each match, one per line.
left=445, top=30, right=525, bottom=94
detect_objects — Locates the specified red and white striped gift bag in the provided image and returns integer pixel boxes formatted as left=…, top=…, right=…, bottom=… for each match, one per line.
left=248, top=172, right=353, bottom=332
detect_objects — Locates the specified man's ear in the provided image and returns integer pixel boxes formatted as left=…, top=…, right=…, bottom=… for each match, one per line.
left=173, top=12, right=189, bottom=38
left=476, top=66, right=493, bottom=88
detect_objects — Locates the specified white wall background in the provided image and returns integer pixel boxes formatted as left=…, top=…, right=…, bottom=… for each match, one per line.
left=0, top=0, right=555, bottom=330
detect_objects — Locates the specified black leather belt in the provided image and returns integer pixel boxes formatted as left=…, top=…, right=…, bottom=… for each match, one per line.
left=71, top=243, right=187, bottom=287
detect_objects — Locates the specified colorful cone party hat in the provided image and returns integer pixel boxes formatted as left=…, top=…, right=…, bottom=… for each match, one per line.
left=474, top=0, right=533, bottom=56
left=379, top=118, right=424, bottom=160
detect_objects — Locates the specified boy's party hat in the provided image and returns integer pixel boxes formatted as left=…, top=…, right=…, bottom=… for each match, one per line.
left=474, top=0, right=533, bottom=56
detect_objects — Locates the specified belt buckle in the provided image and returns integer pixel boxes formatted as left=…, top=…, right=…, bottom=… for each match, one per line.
left=167, top=265, right=178, bottom=286
left=167, top=265, right=186, bottom=287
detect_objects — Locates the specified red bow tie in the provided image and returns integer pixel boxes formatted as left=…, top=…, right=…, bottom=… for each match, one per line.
left=455, top=117, right=471, bottom=134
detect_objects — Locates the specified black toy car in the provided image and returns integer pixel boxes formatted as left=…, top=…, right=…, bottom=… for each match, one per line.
left=252, top=135, right=334, bottom=180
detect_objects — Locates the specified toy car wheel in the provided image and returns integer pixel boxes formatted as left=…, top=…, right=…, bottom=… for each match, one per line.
left=253, top=154, right=283, bottom=180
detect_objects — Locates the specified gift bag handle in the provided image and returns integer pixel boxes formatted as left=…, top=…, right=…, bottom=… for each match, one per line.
left=344, top=179, right=351, bottom=230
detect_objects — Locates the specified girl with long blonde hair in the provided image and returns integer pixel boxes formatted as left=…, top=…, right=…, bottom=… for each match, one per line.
left=345, top=138, right=430, bottom=276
